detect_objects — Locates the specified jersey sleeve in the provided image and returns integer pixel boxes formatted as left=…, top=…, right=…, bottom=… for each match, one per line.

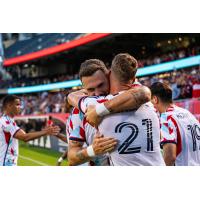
left=68, top=108, right=86, bottom=142
left=78, top=96, right=107, bottom=113
left=160, top=113, right=177, bottom=148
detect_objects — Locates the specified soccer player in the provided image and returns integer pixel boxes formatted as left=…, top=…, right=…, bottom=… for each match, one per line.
left=67, top=59, right=117, bottom=166
left=67, top=59, right=151, bottom=166
left=150, top=82, right=200, bottom=166
left=0, top=95, right=60, bottom=166
left=68, top=53, right=164, bottom=166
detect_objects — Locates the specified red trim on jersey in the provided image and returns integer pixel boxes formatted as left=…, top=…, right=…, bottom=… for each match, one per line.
left=163, top=122, right=168, bottom=128
left=69, top=119, right=73, bottom=130
left=170, top=116, right=182, bottom=156
left=131, top=84, right=141, bottom=88
left=97, top=99, right=108, bottom=104
left=83, top=117, right=87, bottom=127
left=3, top=131, right=11, bottom=144
left=166, top=105, right=175, bottom=112
left=73, top=108, right=80, bottom=114
left=11, top=148, right=14, bottom=156
left=79, top=127, right=86, bottom=140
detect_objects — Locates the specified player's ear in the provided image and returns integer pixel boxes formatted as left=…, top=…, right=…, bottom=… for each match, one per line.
left=7, top=102, right=12, bottom=109
left=151, top=95, right=158, bottom=105
left=155, top=96, right=159, bottom=104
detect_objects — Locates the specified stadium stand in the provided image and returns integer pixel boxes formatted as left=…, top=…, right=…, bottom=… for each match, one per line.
left=1, top=45, right=200, bottom=88
left=4, top=33, right=82, bottom=58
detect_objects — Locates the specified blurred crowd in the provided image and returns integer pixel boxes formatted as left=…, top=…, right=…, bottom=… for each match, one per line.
left=137, top=46, right=200, bottom=68
left=138, top=66, right=200, bottom=100
left=0, top=66, right=199, bottom=115
left=0, top=45, right=200, bottom=89
left=19, top=92, right=67, bottom=115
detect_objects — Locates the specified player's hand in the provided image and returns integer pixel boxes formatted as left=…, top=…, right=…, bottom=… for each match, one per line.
left=43, top=125, right=60, bottom=136
left=85, top=105, right=102, bottom=128
left=92, top=131, right=118, bottom=155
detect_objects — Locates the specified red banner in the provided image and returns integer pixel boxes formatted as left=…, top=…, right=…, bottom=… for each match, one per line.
left=4, top=33, right=111, bottom=66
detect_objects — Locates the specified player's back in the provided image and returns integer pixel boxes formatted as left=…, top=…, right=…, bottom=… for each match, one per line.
left=99, top=102, right=165, bottom=166
left=161, top=105, right=200, bottom=166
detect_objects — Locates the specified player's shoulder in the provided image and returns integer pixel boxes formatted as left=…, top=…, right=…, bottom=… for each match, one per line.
left=71, top=107, right=81, bottom=115
left=160, top=110, right=173, bottom=123
left=70, top=107, right=84, bottom=121
left=140, top=101, right=156, bottom=111
left=0, top=114, right=10, bottom=124
left=174, top=105, right=198, bottom=121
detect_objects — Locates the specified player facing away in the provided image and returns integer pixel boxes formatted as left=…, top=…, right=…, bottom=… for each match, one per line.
left=150, top=82, right=200, bottom=166
left=0, top=95, right=60, bottom=166
left=69, top=53, right=165, bottom=166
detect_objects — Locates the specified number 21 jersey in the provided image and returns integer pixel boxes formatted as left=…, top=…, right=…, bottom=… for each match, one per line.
left=99, top=102, right=165, bottom=166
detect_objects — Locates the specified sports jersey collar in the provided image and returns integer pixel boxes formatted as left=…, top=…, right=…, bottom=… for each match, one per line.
left=2, top=114, right=15, bottom=122
left=166, top=104, right=176, bottom=112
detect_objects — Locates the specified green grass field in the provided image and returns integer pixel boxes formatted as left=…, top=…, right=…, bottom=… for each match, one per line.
left=18, top=142, right=68, bottom=166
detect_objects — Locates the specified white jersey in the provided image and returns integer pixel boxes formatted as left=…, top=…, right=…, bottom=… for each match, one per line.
left=160, top=105, right=200, bottom=166
left=0, top=114, right=20, bottom=166
left=79, top=94, right=165, bottom=166
left=67, top=108, right=109, bottom=166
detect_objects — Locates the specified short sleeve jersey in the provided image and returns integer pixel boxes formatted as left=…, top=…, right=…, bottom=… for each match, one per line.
left=78, top=92, right=165, bottom=166
left=0, top=114, right=20, bottom=166
left=67, top=108, right=109, bottom=165
left=160, top=105, right=200, bottom=166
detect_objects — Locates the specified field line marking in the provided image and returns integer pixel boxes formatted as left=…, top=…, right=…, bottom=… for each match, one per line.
left=19, top=155, right=50, bottom=166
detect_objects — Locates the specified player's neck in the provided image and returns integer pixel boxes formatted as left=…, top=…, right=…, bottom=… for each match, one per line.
left=110, top=74, right=131, bottom=94
left=110, top=82, right=130, bottom=94
left=160, top=102, right=174, bottom=113
left=4, top=111, right=14, bottom=118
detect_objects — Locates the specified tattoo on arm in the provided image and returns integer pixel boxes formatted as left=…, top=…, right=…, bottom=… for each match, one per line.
left=131, top=90, right=145, bottom=106
left=131, top=87, right=150, bottom=107
left=76, top=150, right=86, bottom=161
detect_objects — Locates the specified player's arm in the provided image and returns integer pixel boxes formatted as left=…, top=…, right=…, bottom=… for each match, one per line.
left=67, top=89, right=88, bottom=108
left=68, top=133, right=118, bottom=166
left=85, top=86, right=151, bottom=127
left=104, top=85, right=151, bottom=112
left=57, top=150, right=68, bottom=166
left=14, top=126, right=60, bottom=142
left=68, top=140, right=88, bottom=166
left=68, top=86, right=151, bottom=114
left=162, top=143, right=176, bottom=166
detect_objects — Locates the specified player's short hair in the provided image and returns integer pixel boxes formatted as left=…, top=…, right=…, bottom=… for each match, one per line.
left=79, top=59, right=108, bottom=80
left=111, top=53, right=138, bottom=83
left=150, top=82, right=173, bottom=103
left=2, top=95, right=21, bottom=109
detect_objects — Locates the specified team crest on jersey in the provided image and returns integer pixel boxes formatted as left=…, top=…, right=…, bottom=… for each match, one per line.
left=176, top=113, right=188, bottom=119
